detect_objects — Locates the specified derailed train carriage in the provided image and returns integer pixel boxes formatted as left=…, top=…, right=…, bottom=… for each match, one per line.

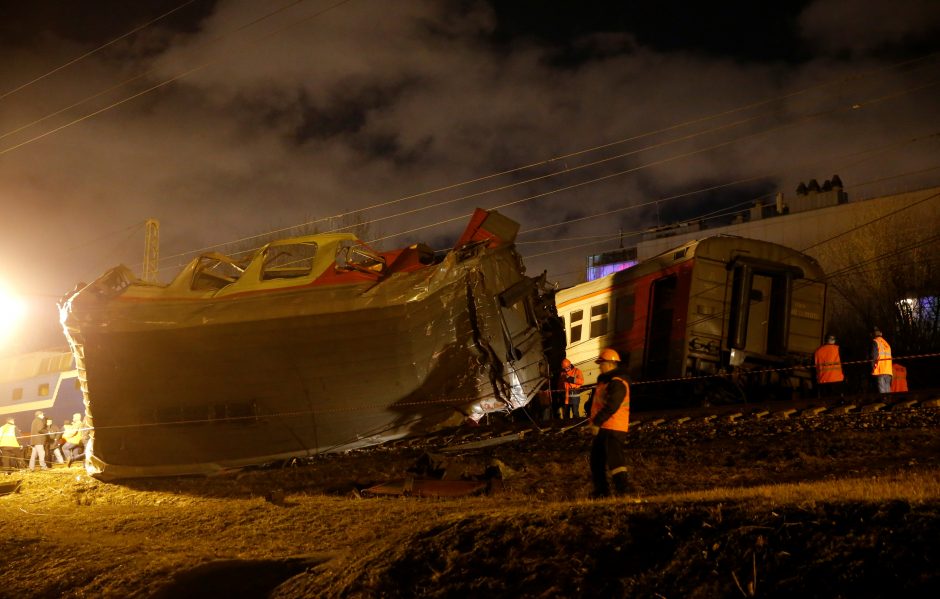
left=555, top=236, right=827, bottom=406
left=59, top=209, right=555, bottom=480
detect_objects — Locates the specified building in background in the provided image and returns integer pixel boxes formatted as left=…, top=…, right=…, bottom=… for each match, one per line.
left=577, top=177, right=940, bottom=385
left=631, top=177, right=936, bottom=261
left=586, top=247, right=638, bottom=281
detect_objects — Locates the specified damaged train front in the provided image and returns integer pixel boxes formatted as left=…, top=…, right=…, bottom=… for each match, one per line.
left=453, top=209, right=558, bottom=421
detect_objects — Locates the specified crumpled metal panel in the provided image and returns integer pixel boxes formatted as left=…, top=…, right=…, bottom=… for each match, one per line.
left=59, top=209, right=552, bottom=480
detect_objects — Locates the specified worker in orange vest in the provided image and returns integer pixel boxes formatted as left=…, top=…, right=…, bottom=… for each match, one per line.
left=890, top=363, right=908, bottom=392
left=814, top=334, right=844, bottom=398
left=558, top=358, right=584, bottom=419
left=871, top=328, right=893, bottom=394
left=588, top=348, right=632, bottom=498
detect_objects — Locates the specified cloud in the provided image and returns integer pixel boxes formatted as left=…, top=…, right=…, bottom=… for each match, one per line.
left=0, top=0, right=938, bottom=348
left=799, top=0, right=940, bottom=55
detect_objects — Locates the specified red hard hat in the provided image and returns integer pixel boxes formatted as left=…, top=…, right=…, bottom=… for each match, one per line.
left=561, top=358, right=572, bottom=368
left=595, top=348, right=621, bottom=363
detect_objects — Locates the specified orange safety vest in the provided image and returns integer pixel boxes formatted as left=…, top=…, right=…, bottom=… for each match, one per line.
left=872, top=337, right=892, bottom=376
left=890, top=363, right=908, bottom=392
left=814, top=344, right=844, bottom=383
left=559, top=366, right=584, bottom=405
left=590, top=376, right=630, bottom=432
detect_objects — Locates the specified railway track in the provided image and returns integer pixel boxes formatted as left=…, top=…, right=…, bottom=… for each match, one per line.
left=358, top=389, right=940, bottom=456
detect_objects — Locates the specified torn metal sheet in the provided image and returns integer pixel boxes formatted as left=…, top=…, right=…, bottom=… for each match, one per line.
left=440, top=432, right=527, bottom=452
left=59, top=209, right=554, bottom=480
left=362, top=477, right=488, bottom=498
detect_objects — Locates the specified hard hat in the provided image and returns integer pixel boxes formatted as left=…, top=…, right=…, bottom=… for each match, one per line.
left=561, top=358, right=572, bottom=368
left=595, top=348, right=621, bottom=363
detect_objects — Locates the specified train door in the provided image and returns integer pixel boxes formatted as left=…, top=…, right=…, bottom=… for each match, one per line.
left=728, top=263, right=794, bottom=358
left=744, top=274, right=773, bottom=354
left=644, top=274, right=678, bottom=379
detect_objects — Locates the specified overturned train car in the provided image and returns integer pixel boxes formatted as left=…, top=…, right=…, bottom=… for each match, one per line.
left=555, top=236, right=826, bottom=405
left=59, top=209, right=553, bottom=480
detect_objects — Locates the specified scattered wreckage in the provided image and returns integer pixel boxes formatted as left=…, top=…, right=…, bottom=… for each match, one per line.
left=59, top=209, right=556, bottom=480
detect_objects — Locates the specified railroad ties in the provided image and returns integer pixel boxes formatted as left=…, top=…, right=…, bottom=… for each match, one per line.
left=626, top=392, right=939, bottom=432
left=362, top=391, right=940, bottom=456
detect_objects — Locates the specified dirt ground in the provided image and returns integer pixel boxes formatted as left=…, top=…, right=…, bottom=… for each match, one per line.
left=1, top=404, right=939, bottom=598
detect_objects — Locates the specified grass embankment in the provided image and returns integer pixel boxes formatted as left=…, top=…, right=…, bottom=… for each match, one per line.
left=1, top=467, right=938, bottom=597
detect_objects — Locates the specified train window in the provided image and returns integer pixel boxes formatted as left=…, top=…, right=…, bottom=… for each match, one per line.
left=615, top=294, right=635, bottom=332
left=12, top=387, right=23, bottom=401
left=262, top=241, right=318, bottom=280
left=569, top=310, right=583, bottom=343
left=590, top=303, right=609, bottom=338
left=38, top=383, right=50, bottom=397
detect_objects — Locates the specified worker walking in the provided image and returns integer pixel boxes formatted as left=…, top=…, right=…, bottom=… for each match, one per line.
left=871, top=328, right=893, bottom=394
left=588, top=348, right=632, bottom=498
left=558, top=358, right=584, bottom=419
left=28, top=410, right=48, bottom=471
left=814, top=335, right=844, bottom=398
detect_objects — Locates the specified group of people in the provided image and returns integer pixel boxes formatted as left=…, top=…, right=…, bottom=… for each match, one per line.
left=581, top=327, right=910, bottom=500
left=0, top=411, right=89, bottom=472
left=813, top=327, right=909, bottom=397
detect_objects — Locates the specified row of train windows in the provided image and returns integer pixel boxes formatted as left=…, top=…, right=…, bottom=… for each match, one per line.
left=562, top=295, right=636, bottom=343
left=9, top=379, right=81, bottom=401
left=10, top=384, right=50, bottom=400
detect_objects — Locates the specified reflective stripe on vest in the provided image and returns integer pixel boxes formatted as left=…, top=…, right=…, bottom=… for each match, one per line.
left=814, top=344, right=844, bottom=383
left=873, top=337, right=892, bottom=376
left=590, top=376, right=630, bottom=432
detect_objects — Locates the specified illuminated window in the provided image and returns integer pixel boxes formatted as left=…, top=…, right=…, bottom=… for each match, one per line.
left=590, top=303, right=609, bottom=338
left=38, top=383, right=50, bottom=397
left=12, top=388, right=23, bottom=401
left=569, top=310, right=583, bottom=343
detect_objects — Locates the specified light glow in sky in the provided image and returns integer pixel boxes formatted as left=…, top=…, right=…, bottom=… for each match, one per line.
left=0, top=285, right=27, bottom=348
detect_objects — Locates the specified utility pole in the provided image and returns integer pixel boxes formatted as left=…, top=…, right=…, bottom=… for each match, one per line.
left=143, top=218, right=160, bottom=283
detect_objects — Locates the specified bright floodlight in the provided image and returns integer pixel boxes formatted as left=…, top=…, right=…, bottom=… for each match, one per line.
left=0, top=287, right=26, bottom=347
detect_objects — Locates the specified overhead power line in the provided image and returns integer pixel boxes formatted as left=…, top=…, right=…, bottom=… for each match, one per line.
left=7, top=30, right=937, bottom=265
left=0, top=0, right=200, bottom=102
left=0, top=0, right=355, bottom=157
left=156, top=52, right=940, bottom=261
left=361, top=79, right=940, bottom=248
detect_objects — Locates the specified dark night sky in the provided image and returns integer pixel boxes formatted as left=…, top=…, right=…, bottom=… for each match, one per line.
left=1, top=0, right=939, bottom=350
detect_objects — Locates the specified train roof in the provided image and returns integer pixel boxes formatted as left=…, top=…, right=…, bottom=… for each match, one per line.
left=556, top=235, right=825, bottom=305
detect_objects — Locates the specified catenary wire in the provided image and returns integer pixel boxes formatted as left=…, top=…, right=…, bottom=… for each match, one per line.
left=149, top=54, right=940, bottom=264
left=0, top=0, right=355, bottom=157
left=0, top=0, right=201, bottom=102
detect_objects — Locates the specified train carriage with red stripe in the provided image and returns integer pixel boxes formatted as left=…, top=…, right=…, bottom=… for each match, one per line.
left=555, top=236, right=826, bottom=405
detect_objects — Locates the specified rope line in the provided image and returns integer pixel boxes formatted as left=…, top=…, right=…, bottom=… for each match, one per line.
left=3, top=351, right=937, bottom=444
